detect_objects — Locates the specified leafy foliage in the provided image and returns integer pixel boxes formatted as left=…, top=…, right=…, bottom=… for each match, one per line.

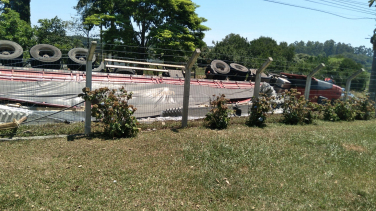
left=0, top=8, right=34, bottom=50
left=291, top=39, right=372, bottom=57
left=205, top=94, right=232, bottom=129
left=81, top=87, right=139, bottom=138
left=281, top=89, right=318, bottom=125
left=246, top=95, right=274, bottom=127
left=353, top=95, right=375, bottom=120
left=209, top=34, right=252, bottom=66
left=321, top=101, right=339, bottom=122
left=4, top=0, right=30, bottom=24
left=76, top=0, right=209, bottom=62
left=333, top=100, right=356, bottom=121
left=34, top=16, right=81, bottom=50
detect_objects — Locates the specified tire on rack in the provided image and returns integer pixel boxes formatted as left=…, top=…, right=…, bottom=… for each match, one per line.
left=0, top=40, right=24, bottom=67
left=210, top=60, right=230, bottom=80
left=230, top=63, right=248, bottom=75
left=67, top=48, right=96, bottom=71
left=93, top=61, right=104, bottom=72
left=115, top=67, right=136, bottom=75
left=30, top=44, right=62, bottom=69
left=211, top=60, right=230, bottom=75
left=229, top=63, right=249, bottom=81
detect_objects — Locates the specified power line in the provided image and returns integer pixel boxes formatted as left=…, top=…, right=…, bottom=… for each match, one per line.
left=337, top=0, right=371, bottom=7
left=309, top=0, right=376, bottom=15
left=264, top=0, right=375, bottom=19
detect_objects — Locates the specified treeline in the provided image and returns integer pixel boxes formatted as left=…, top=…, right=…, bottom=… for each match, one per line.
left=291, top=40, right=372, bottom=73
left=291, top=40, right=372, bottom=57
left=203, top=34, right=370, bottom=91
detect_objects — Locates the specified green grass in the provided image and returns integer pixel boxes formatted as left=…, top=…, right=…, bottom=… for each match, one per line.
left=1, top=119, right=376, bottom=210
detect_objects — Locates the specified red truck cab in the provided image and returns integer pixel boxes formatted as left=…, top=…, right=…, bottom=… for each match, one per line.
left=280, top=73, right=342, bottom=101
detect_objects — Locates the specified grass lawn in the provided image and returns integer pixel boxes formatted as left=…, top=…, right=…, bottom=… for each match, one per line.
left=1, top=119, right=376, bottom=210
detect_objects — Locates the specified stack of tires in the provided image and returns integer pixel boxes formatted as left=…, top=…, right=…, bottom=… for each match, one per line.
left=0, top=40, right=24, bottom=67
left=29, top=44, right=62, bottom=69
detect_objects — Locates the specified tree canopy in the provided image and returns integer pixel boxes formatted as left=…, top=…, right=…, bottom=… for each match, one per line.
left=0, top=8, right=34, bottom=50
left=34, top=16, right=82, bottom=50
left=209, top=33, right=252, bottom=66
left=75, top=0, right=209, bottom=61
left=291, top=39, right=372, bottom=57
left=4, top=0, right=30, bottom=24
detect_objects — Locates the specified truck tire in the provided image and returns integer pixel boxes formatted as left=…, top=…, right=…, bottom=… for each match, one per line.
left=30, top=44, right=62, bottom=69
left=210, top=60, right=230, bottom=75
left=67, top=48, right=96, bottom=71
left=0, top=40, right=24, bottom=67
left=115, top=68, right=136, bottom=75
left=93, top=62, right=104, bottom=72
left=230, top=63, right=248, bottom=75
left=228, top=63, right=249, bottom=81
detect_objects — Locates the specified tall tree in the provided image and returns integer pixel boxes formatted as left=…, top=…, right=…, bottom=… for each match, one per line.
left=210, top=33, right=252, bottom=66
left=76, top=0, right=209, bottom=62
left=34, top=17, right=79, bottom=50
left=5, top=0, right=30, bottom=24
left=0, top=7, right=34, bottom=49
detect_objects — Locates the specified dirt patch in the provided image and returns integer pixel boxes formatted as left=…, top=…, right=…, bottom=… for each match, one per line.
left=342, top=144, right=367, bottom=153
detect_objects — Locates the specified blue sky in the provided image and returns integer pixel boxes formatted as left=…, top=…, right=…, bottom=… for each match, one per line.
left=30, top=0, right=375, bottom=48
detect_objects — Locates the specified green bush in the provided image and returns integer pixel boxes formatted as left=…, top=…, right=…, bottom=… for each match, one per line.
left=246, top=95, right=274, bottom=127
left=281, top=89, right=317, bottom=125
left=205, top=94, right=232, bottom=129
left=81, top=87, right=139, bottom=138
left=321, top=96, right=375, bottom=122
left=321, top=101, right=339, bottom=121
left=333, top=100, right=356, bottom=121
left=353, top=95, right=375, bottom=120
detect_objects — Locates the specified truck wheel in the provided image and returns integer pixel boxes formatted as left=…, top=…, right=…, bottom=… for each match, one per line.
left=211, top=60, right=230, bottom=75
left=0, top=40, right=24, bottom=67
left=115, top=68, right=136, bottom=75
left=67, top=48, right=96, bottom=71
left=230, top=63, right=249, bottom=76
left=30, top=44, right=62, bottom=69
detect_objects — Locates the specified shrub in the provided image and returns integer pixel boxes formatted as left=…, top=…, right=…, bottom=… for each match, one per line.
left=81, top=87, right=139, bottom=138
left=246, top=95, right=274, bottom=127
left=353, top=95, right=375, bottom=120
left=205, top=94, right=232, bottom=129
left=322, top=101, right=339, bottom=121
left=333, top=100, right=356, bottom=121
left=281, top=89, right=317, bottom=125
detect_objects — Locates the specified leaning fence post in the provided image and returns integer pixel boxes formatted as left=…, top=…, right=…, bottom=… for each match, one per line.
left=253, top=57, right=273, bottom=100
left=304, top=63, right=325, bottom=100
left=85, top=41, right=97, bottom=135
left=182, top=49, right=201, bottom=128
left=344, top=68, right=365, bottom=101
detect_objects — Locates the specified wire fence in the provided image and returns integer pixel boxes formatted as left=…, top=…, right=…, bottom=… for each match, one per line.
left=0, top=43, right=375, bottom=127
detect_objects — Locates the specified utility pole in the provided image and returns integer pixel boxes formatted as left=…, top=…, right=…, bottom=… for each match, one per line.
left=369, top=36, right=376, bottom=101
